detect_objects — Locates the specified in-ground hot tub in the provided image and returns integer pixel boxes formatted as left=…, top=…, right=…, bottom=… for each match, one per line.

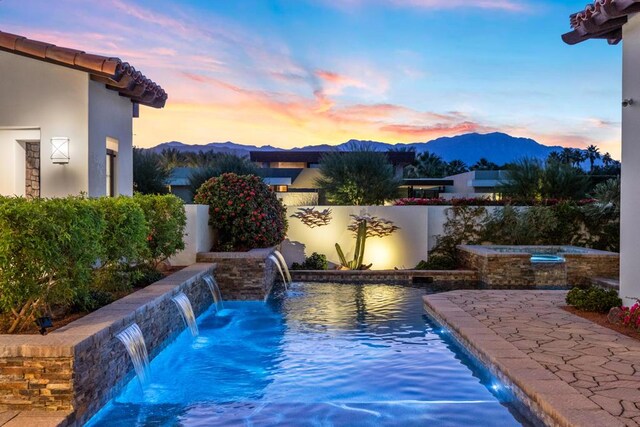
left=457, top=245, right=618, bottom=287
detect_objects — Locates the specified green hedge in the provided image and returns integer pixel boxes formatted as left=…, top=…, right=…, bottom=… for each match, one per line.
left=0, top=195, right=186, bottom=333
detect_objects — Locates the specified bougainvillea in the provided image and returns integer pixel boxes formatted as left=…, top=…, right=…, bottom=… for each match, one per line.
left=612, top=300, right=640, bottom=330
left=194, top=173, right=287, bottom=251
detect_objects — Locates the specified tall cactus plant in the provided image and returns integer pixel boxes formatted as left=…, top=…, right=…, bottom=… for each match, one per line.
left=335, top=220, right=371, bottom=270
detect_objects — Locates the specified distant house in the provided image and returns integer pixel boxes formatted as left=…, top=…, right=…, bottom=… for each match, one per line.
left=0, top=31, right=167, bottom=198
left=441, top=170, right=509, bottom=200
left=250, top=150, right=415, bottom=205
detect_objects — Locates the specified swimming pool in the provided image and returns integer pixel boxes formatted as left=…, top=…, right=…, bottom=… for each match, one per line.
left=87, top=283, right=533, bottom=426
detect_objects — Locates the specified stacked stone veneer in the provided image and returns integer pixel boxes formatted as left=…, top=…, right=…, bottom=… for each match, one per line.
left=291, top=269, right=478, bottom=286
left=24, top=141, right=40, bottom=199
left=0, top=263, right=216, bottom=426
left=458, top=245, right=619, bottom=287
left=196, top=248, right=278, bottom=300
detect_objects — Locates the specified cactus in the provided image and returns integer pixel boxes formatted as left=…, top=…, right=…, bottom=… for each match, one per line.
left=335, top=220, right=371, bottom=270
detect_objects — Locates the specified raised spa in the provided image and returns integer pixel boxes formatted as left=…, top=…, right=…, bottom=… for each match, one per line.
left=87, top=283, right=533, bottom=426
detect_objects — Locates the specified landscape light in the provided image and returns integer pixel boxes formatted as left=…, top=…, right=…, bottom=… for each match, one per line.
left=51, top=137, right=70, bottom=164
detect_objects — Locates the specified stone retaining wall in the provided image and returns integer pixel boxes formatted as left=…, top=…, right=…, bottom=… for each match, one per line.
left=291, top=269, right=478, bottom=286
left=0, top=263, right=216, bottom=426
left=196, top=248, right=278, bottom=300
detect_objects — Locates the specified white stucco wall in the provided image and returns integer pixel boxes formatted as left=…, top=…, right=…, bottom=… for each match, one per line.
left=283, top=205, right=429, bottom=270
left=88, top=80, right=133, bottom=196
left=0, top=51, right=90, bottom=197
left=0, top=51, right=134, bottom=198
left=621, top=14, right=640, bottom=304
left=169, top=204, right=214, bottom=266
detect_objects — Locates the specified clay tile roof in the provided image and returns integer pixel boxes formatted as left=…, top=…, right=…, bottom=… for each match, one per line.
left=0, top=30, right=167, bottom=108
left=562, top=0, right=640, bottom=45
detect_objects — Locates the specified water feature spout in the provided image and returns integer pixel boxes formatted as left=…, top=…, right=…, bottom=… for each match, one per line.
left=203, top=274, right=224, bottom=312
left=272, top=250, right=292, bottom=284
left=172, top=292, right=199, bottom=337
left=268, top=254, right=288, bottom=291
left=116, top=323, right=150, bottom=388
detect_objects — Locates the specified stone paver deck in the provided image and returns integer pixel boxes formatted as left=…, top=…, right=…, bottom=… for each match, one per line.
left=424, top=290, right=640, bottom=427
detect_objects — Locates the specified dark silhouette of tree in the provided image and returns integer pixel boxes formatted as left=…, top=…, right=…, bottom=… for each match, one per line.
left=316, top=151, right=400, bottom=205
left=445, top=160, right=469, bottom=176
left=405, top=151, right=447, bottom=178
left=188, top=154, right=259, bottom=198
left=586, top=145, right=601, bottom=172
left=471, top=158, right=499, bottom=171
left=133, top=148, right=170, bottom=194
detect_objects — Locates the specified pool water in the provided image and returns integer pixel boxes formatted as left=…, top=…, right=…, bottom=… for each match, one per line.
left=87, top=283, right=532, bottom=426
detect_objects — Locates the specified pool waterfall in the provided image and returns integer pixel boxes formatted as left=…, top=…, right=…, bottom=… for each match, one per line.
left=172, top=292, right=199, bottom=337
left=268, top=254, right=289, bottom=291
left=116, top=324, right=150, bottom=388
left=273, top=250, right=292, bottom=283
left=203, top=274, right=224, bottom=312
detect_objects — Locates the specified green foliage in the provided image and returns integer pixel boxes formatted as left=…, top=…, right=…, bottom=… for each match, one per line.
left=316, top=150, right=400, bottom=205
left=426, top=206, right=489, bottom=269
left=405, top=151, right=447, bottom=178
left=291, top=253, right=329, bottom=270
left=188, top=154, right=258, bottom=199
left=134, top=194, right=187, bottom=266
left=0, top=197, right=104, bottom=333
left=500, top=158, right=588, bottom=200
left=194, top=173, right=287, bottom=251
left=581, top=177, right=620, bottom=252
left=566, top=286, right=622, bottom=313
left=133, top=147, right=170, bottom=195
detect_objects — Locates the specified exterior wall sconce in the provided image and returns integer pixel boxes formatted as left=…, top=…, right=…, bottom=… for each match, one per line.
left=51, top=137, right=70, bottom=164
left=622, top=98, right=634, bottom=108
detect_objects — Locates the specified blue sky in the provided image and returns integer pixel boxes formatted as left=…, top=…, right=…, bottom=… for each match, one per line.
left=0, top=0, right=623, bottom=156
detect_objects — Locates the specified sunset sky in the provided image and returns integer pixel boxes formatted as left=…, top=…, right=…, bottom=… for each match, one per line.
left=0, top=0, right=623, bottom=157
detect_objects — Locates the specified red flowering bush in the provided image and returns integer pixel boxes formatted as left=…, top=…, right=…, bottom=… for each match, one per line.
left=194, top=173, right=287, bottom=251
left=615, top=301, right=640, bottom=329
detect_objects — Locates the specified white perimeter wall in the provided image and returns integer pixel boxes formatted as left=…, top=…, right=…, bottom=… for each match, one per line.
left=621, top=14, right=640, bottom=304
left=0, top=51, right=89, bottom=197
left=283, top=206, right=429, bottom=270
left=169, top=204, right=214, bottom=266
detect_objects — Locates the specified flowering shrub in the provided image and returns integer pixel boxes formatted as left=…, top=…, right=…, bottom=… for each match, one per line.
left=394, top=197, right=598, bottom=207
left=614, top=301, right=640, bottom=329
left=194, top=173, right=287, bottom=251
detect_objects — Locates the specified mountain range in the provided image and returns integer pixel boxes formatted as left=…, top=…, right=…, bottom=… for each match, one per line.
left=148, top=132, right=581, bottom=166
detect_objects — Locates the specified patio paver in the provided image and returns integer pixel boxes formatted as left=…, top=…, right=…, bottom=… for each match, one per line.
left=424, top=290, right=640, bottom=427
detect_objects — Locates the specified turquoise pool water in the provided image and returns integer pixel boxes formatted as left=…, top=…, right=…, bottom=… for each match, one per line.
left=87, top=283, right=532, bottom=426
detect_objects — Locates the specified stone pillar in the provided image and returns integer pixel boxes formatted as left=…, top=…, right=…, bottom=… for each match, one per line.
left=621, top=14, right=640, bottom=304
left=24, top=141, right=40, bottom=199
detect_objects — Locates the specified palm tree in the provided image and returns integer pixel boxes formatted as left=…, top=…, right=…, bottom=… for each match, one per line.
left=602, top=152, right=613, bottom=167
left=547, top=151, right=562, bottom=163
left=405, top=151, right=447, bottom=178
left=559, top=148, right=574, bottom=165
left=499, top=158, right=544, bottom=199
left=586, top=145, right=601, bottom=172
left=316, top=151, right=400, bottom=205
left=471, top=158, right=499, bottom=171
left=570, top=149, right=586, bottom=168
left=445, top=160, right=468, bottom=176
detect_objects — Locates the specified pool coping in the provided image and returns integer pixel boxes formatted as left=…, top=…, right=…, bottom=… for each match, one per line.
left=423, top=293, right=625, bottom=427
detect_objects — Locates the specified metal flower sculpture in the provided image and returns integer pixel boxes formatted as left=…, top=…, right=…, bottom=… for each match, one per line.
left=290, top=207, right=333, bottom=228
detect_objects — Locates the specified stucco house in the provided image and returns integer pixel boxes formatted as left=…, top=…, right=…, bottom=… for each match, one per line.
left=0, top=31, right=167, bottom=198
left=563, top=0, right=639, bottom=303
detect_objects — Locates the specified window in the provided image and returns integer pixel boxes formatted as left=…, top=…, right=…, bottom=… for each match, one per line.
left=106, top=149, right=116, bottom=197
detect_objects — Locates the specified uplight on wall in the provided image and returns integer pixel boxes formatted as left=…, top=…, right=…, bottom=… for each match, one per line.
left=51, top=137, right=70, bottom=164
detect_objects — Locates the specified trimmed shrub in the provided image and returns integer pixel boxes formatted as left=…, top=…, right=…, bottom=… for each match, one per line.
left=291, top=253, right=328, bottom=270
left=566, top=286, right=622, bottom=313
left=194, top=173, right=287, bottom=251
left=134, top=194, right=187, bottom=266
left=0, top=197, right=104, bottom=333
